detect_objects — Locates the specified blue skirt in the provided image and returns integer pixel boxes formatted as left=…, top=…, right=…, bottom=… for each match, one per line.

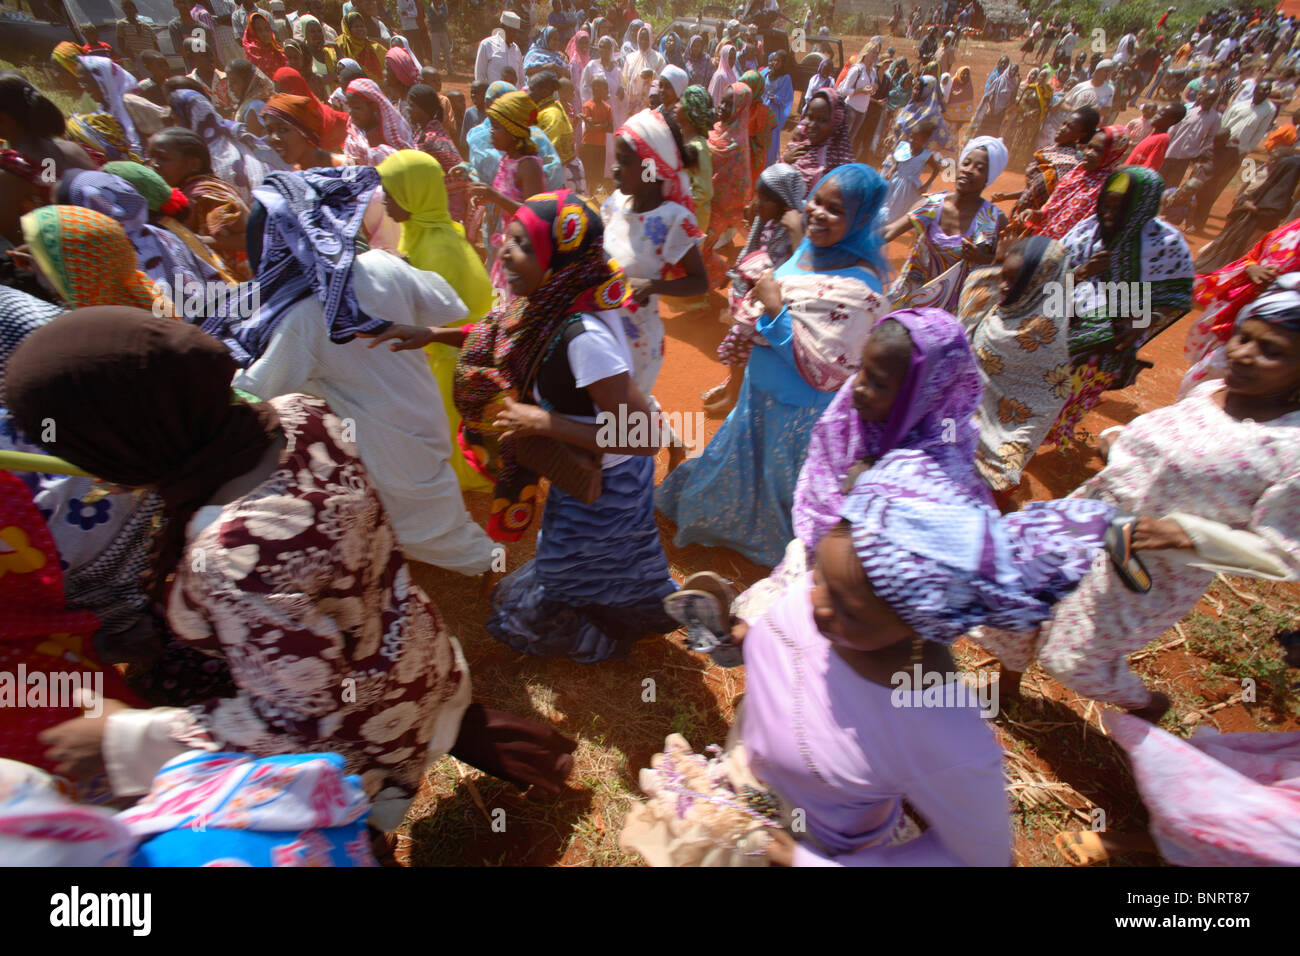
left=487, top=455, right=679, bottom=663
left=655, top=368, right=830, bottom=567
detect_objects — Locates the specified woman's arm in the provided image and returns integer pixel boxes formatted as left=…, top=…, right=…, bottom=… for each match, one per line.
left=363, top=323, right=469, bottom=350
left=881, top=211, right=917, bottom=243
left=645, top=244, right=709, bottom=299
left=492, top=372, right=665, bottom=456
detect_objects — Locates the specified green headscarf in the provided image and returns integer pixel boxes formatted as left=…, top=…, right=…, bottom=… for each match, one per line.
left=741, top=69, right=764, bottom=99
left=679, top=84, right=716, bottom=134
left=102, top=161, right=172, bottom=213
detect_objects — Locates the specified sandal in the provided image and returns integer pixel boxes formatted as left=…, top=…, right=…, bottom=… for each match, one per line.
left=662, top=589, right=729, bottom=651
left=1104, top=515, right=1152, bottom=593
left=1054, top=831, right=1110, bottom=866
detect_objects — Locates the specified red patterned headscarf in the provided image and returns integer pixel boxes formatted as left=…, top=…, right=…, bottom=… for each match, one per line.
left=616, top=107, right=694, bottom=213
left=454, top=190, right=632, bottom=540
left=1033, top=124, right=1130, bottom=240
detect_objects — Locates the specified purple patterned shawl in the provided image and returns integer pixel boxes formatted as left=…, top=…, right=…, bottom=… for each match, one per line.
left=841, top=448, right=1115, bottom=643
left=792, top=307, right=987, bottom=551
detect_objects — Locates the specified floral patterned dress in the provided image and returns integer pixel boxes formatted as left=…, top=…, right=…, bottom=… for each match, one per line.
left=162, top=394, right=471, bottom=828
left=887, top=193, right=1006, bottom=312
left=972, top=380, right=1300, bottom=709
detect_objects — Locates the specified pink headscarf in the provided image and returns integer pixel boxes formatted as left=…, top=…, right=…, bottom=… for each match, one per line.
left=385, top=45, right=420, bottom=87
left=708, top=43, right=738, bottom=105
left=616, top=107, right=694, bottom=213
left=343, top=77, right=414, bottom=164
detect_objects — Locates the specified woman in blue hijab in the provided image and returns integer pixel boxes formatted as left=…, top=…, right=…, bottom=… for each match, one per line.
left=656, top=164, right=896, bottom=566
left=761, top=49, right=795, bottom=165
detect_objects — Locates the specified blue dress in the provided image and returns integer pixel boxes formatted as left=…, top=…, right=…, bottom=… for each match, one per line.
left=655, top=261, right=882, bottom=567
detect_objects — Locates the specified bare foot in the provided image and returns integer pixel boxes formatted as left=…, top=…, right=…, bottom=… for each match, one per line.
left=1128, top=691, right=1171, bottom=724
left=700, top=377, right=731, bottom=405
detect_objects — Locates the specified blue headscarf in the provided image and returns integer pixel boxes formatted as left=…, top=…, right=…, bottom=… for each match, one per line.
left=465, top=81, right=563, bottom=187
left=523, top=26, right=569, bottom=74
left=211, top=166, right=381, bottom=365
left=797, top=163, right=890, bottom=275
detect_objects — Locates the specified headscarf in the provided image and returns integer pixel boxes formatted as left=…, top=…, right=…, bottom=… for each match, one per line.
left=6, top=308, right=281, bottom=602
left=621, top=19, right=645, bottom=56
left=988, top=61, right=1020, bottom=113
left=57, top=169, right=225, bottom=294
left=789, top=88, right=855, bottom=190
left=231, top=60, right=276, bottom=123
left=20, top=206, right=157, bottom=311
left=80, top=56, right=141, bottom=152
left=385, top=45, right=420, bottom=87
left=984, top=55, right=1009, bottom=93
left=709, top=44, right=738, bottom=104
left=741, top=68, right=764, bottom=99
left=887, top=71, right=914, bottom=110
left=389, top=34, right=422, bottom=70
left=65, top=112, right=139, bottom=164
left=467, top=85, right=563, bottom=187
left=737, top=162, right=806, bottom=262
left=960, top=134, right=1009, bottom=187
left=242, top=10, right=288, bottom=75
left=525, top=25, right=569, bottom=74
left=841, top=448, right=1114, bottom=644
left=566, top=29, right=591, bottom=69
left=789, top=164, right=889, bottom=277
left=1237, top=273, right=1300, bottom=333
left=170, top=88, right=287, bottom=201
left=660, top=65, right=689, bottom=99
left=271, top=67, right=350, bottom=151
left=343, top=77, right=414, bottom=163
left=214, top=165, right=382, bottom=365
left=1033, top=125, right=1129, bottom=239
left=51, top=41, right=82, bottom=77
left=686, top=34, right=712, bottom=88
left=794, top=306, right=988, bottom=551
left=617, top=107, right=693, bottom=212
left=895, top=75, right=947, bottom=146
left=454, top=191, right=632, bottom=540
left=263, top=92, right=324, bottom=145
left=679, top=84, right=715, bottom=133
left=660, top=31, right=684, bottom=68
left=947, top=64, right=973, bottom=106
left=376, top=151, right=493, bottom=321
left=334, top=15, right=384, bottom=76
left=486, top=90, right=540, bottom=155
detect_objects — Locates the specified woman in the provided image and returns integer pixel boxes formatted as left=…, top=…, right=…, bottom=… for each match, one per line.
left=75, top=56, right=143, bottom=160
left=17, top=205, right=156, bottom=314
left=656, top=165, right=892, bottom=567
left=975, top=283, right=1300, bottom=722
left=580, top=37, right=626, bottom=179
left=761, top=50, right=795, bottom=164
left=170, top=88, right=287, bottom=203
left=742, top=70, right=776, bottom=190
left=57, top=169, right=230, bottom=297
left=1003, top=67, right=1051, bottom=171
left=383, top=45, right=420, bottom=125
left=601, top=108, right=707, bottom=399
left=971, top=60, right=1019, bottom=138
left=882, top=74, right=951, bottom=162
left=271, top=66, right=349, bottom=152
left=883, top=136, right=1008, bottom=312
left=405, top=84, right=467, bottom=218
left=225, top=166, right=496, bottom=575
left=227, top=59, right=276, bottom=134
left=260, top=93, right=351, bottom=168
left=1001, top=106, right=1099, bottom=222
left=343, top=77, right=414, bottom=165
left=706, top=82, right=753, bottom=270
left=525, top=25, right=569, bottom=79
left=944, top=65, right=975, bottom=140
left=1181, top=218, right=1300, bottom=396
left=1022, top=125, right=1129, bottom=240
left=957, top=236, right=1071, bottom=496
left=0, top=74, right=96, bottom=178
left=377, top=149, right=494, bottom=492
left=299, top=14, right=337, bottom=80
left=782, top=87, right=855, bottom=194
left=7, top=309, right=570, bottom=826
left=468, top=90, right=546, bottom=302
left=566, top=30, right=591, bottom=107
left=675, top=86, right=715, bottom=231
left=685, top=34, right=712, bottom=89
left=371, top=191, right=680, bottom=663
left=623, top=25, right=665, bottom=108
left=1047, top=166, right=1194, bottom=447
left=1197, top=151, right=1300, bottom=274
left=242, top=10, right=287, bottom=75
left=335, top=11, right=387, bottom=78
left=709, top=43, right=739, bottom=107
left=146, top=127, right=251, bottom=276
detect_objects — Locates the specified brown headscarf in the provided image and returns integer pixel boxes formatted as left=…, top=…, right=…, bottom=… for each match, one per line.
left=6, top=308, right=281, bottom=600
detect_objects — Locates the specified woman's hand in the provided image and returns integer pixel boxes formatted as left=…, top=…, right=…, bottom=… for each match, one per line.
left=39, top=698, right=130, bottom=781
left=628, top=276, right=655, bottom=305
left=1129, top=516, right=1194, bottom=551
left=1076, top=249, right=1111, bottom=280
left=1097, top=428, right=1121, bottom=462
left=362, top=323, right=437, bottom=351
left=494, top=396, right=552, bottom=440
left=467, top=182, right=501, bottom=207
left=782, top=141, right=809, bottom=162
left=766, top=828, right=797, bottom=867
left=1245, top=262, right=1278, bottom=285
left=754, top=270, right=784, bottom=316
left=960, top=236, right=995, bottom=264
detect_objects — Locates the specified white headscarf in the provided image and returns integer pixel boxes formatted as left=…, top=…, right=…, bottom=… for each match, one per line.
left=961, top=135, right=1009, bottom=186
left=81, top=55, right=142, bottom=151
left=660, top=64, right=689, bottom=97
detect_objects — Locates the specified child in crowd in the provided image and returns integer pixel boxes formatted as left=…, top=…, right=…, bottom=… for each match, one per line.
left=581, top=75, right=613, bottom=193
left=880, top=119, right=940, bottom=223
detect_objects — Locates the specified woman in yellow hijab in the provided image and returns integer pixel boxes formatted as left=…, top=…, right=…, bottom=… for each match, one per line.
left=378, top=149, right=494, bottom=491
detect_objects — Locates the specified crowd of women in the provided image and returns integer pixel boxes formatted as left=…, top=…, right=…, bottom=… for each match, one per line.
left=0, top=1, right=1298, bottom=869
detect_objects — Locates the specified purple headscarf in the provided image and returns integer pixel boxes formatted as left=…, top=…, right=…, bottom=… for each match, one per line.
left=792, top=307, right=987, bottom=551
left=841, top=449, right=1115, bottom=644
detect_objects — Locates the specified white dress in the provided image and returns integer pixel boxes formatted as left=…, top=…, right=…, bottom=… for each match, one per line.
left=235, top=249, right=497, bottom=576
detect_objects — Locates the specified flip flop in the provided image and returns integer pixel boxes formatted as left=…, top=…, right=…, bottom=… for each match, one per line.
left=1054, top=831, right=1110, bottom=866
left=1104, top=515, right=1152, bottom=593
left=663, top=589, right=729, bottom=653
left=682, top=571, right=738, bottom=610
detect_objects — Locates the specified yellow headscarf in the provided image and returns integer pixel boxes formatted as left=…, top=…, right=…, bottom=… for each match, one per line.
left=377, top=150, right=493, bottom=320
left=52, top=41, right=82, bottom=77
left=487, top=91, right=540, bottom=154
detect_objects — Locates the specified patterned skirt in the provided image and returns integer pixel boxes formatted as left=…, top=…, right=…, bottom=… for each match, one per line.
left=487, top=455, right=678, bottom=663
left=655, top=369, right=830, bottom=567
